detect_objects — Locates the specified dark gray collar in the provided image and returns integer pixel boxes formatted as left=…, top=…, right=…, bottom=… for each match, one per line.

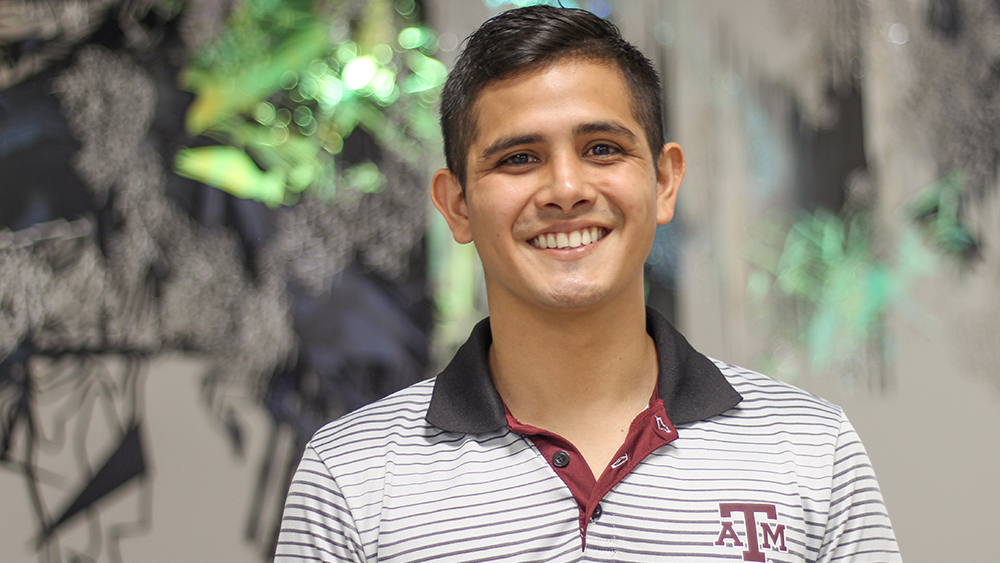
left=426, top=307, right=742, bottom=433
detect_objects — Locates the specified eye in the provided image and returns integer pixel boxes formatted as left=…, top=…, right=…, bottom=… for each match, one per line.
left=501, top=153, right=537, bottom=166
left=587, top=144, right=620, bottom=157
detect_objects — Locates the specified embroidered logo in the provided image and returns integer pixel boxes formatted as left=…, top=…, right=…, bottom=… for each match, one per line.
left=655, top=416, right=672, bottom=434
left=610, top=454, right=628, bottom=468
left=715, top=503, right=787, bottom=562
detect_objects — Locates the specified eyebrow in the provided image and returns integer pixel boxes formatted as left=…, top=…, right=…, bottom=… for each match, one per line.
left=477, top=121, right=640, bottom=163
left=478, top=134, right=544, bottom=163
left=574, top=121, right=639, bottom=143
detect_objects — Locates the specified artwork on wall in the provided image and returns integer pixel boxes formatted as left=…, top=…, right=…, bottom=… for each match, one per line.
left=744, top=0, right=998, bottom=386
left=1, top=0, right=441, bottom=560
left=655, top=0, right=999, bottom=387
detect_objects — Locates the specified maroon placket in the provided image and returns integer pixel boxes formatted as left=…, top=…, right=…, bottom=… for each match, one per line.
left=504, top=390, right=678, bottom=545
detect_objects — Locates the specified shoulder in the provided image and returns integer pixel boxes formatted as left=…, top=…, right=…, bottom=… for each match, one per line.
left=681, top=359, right=848, bottom=457
left=711, top=358, right=843, bottom=421
left=306, top=378, right=439, bottom=467
left=277, top=382, right=444, bottom=561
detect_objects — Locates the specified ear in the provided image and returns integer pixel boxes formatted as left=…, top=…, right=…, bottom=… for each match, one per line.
left=431, top=168, right=473, bottom=244
left=655, top=142, right=685, bottom=225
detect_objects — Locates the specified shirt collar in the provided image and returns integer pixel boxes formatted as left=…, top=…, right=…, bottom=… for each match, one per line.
left=425, top=307, right=742, bottom=433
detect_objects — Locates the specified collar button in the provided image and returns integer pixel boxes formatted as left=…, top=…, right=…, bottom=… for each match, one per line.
left=552, top=450, right=570, bottom=468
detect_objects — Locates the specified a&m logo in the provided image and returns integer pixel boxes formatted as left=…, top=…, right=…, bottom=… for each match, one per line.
left=715, top=503, right=787, bottom=562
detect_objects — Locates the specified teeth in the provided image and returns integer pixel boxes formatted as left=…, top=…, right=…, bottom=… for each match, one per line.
left=532, top=227, right=605, bottom=249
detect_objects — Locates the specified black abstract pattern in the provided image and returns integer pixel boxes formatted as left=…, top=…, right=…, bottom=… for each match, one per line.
left=1, top=1, right=432, bottom=560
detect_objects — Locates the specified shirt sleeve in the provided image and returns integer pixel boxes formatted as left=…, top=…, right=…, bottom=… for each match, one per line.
left=274, top=443, right=367, bottom=562
left=817, top=412, right=902, bottom=563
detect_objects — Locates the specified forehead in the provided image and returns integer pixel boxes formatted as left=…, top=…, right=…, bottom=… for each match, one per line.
left=468, top=58, right=636, bottom=149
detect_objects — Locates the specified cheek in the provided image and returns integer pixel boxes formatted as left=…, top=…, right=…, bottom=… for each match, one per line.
left=607, top=186, right=658, bottom=222
left=596, top=164, right=657, bottom=200
left=468, top=186, right=526, bottom=231
left=467, top=203, right=510, bottom=248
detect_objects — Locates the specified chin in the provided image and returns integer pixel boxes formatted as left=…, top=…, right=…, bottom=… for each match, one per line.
left=534, top=284, right=609, bottom=310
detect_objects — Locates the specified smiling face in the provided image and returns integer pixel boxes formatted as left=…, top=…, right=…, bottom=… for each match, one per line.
left=432, top=58, right=684, bottom=316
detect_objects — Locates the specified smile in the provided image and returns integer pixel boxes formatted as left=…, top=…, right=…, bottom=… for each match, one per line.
left=529, top=227, right=608, bottom=250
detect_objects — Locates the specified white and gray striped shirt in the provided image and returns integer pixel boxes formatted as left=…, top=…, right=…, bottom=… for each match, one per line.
left=277, top=310, right=900, bottom=562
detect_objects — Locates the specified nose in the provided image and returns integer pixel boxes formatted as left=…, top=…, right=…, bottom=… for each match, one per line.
left=537, top=152, right=596, bottom=213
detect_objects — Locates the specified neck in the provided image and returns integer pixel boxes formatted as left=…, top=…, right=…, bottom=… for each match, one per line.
left=487, top=292, right=657, bottom=432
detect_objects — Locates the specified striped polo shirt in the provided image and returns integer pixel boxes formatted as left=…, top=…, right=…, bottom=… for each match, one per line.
left=276, top=309, right=900, bottom=562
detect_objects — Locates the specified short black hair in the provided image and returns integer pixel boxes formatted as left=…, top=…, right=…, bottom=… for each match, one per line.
left=440, top=5, right=664, bottom=188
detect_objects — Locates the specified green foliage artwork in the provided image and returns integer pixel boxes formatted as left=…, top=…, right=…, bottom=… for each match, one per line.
left=173, top=0, right=445, bottom=207
left=747, top=199, right=955, bottom=381
left=750, top=212, right=886, bottom=374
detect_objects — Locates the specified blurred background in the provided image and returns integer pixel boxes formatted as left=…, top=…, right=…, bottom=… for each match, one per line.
left=1, top=0, right=998, bottom=561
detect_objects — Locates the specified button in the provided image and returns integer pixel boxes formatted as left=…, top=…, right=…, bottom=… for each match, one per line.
left=591, top=503, right=603, bottom=521
left=552, top=450, right=570, bottom=468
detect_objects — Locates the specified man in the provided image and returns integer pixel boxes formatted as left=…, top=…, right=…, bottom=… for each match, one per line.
left=275, top=6, right=900, bottom=562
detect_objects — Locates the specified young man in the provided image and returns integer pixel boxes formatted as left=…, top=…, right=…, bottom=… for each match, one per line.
left=275, top=6, right=900, bottom=562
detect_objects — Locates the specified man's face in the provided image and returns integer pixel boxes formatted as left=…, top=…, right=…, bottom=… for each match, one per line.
left=433, top=58, right=683, bottom=314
